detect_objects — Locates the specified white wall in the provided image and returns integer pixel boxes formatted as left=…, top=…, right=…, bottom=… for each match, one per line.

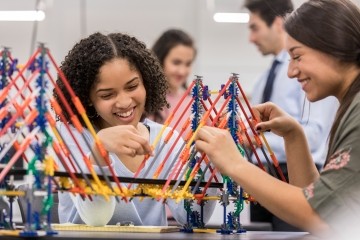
left=1, top=0, right=360, bottom=93
left=4, top=0, right=359, bottom=95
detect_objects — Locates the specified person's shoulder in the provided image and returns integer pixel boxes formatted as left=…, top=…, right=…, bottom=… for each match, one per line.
left=347, top=92, right=360, bottom=112
left=339, top=92, right=360, bottom=127
left=353, top=92, right=360, bottom=104
left=143, top=118, right=162, bottom=129
left=55, top=121, right=69, bottom=131
left=143, top=118, right=169, bottom=133
left=143, top=118, right=179, bottom=136
left=55, top=121, right=92, bottom=135
left=167, top=89, right=192, bottom=103
left=348, top=92, right=360, bottom=116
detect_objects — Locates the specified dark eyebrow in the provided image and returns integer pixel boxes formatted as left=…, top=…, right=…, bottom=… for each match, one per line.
left=95, top=77, right=139, bottom=94
left=126, top=77, right=140, bottom=85
left=289, top=46, right=301, bottom=53
left=249, top=23, right=256, bottom=29
left=96, top=88, right=113, bottom=94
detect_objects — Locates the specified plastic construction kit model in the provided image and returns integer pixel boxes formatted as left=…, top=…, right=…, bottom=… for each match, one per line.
left=0, top=45, right=285, bottom=236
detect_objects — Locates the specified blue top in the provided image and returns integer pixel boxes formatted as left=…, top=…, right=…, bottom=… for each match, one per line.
left=251, top=50, right=338, bottom=165
left=57, top=118, right=218, bottom=226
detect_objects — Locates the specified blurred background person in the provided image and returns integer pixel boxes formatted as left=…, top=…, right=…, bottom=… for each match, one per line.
left=148, top=28, right=196, bottom=137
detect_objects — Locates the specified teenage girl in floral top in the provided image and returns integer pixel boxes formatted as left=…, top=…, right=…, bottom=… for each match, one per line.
left=194, top=0, right=360, bottom=238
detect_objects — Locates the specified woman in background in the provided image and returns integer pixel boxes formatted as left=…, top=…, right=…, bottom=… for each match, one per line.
left=149, top=29, right=196, bottom=137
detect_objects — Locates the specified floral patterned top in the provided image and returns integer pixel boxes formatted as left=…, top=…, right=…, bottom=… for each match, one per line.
left=303, top=93, right=360, bottom=234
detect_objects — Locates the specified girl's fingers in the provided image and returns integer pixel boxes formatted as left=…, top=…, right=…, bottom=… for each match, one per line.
left=196, top=126, right=214, bottom=142
left=255, top=123, right=272, bottom=132
left=194, top=140, right=207, bottom=153
left=117, top=146, right=137, bottom=157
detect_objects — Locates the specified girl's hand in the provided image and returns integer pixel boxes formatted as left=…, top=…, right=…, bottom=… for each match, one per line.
left=97, top=125, right=153, bottom=157
left=252, top=102, right=301, bottom=139
left=195, top=126, right=246, bottom=176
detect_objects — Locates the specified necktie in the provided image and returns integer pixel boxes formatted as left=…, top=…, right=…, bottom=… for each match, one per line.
left=262, top=59, right=280, bottom=103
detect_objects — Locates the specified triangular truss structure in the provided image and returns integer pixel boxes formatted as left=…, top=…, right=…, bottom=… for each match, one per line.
left=0, top=45, right=285, bottom=236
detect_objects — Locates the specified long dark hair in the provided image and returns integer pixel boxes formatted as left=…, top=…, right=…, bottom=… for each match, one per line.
left=151, top=29, right=196, bottom=123
left=284, top=0, right=360, bottom=165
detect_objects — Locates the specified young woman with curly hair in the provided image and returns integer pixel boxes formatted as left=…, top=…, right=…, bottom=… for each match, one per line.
left=53, top=32, right=216, bottom=227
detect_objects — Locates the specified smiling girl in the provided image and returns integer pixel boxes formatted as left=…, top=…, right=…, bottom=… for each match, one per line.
left=53, top=32, right=216, bottom=227
left=195, top=0, right=360, bottom=237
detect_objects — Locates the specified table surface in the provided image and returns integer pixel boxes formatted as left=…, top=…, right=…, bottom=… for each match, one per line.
left=5, top=231, right=319, bottom=240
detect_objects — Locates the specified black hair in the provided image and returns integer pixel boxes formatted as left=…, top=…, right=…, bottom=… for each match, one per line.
left=244, top=0, right=294, bottom=26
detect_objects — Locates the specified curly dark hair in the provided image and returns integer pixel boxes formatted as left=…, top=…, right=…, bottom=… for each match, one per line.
left=53, top=32, right=169, bottom=128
